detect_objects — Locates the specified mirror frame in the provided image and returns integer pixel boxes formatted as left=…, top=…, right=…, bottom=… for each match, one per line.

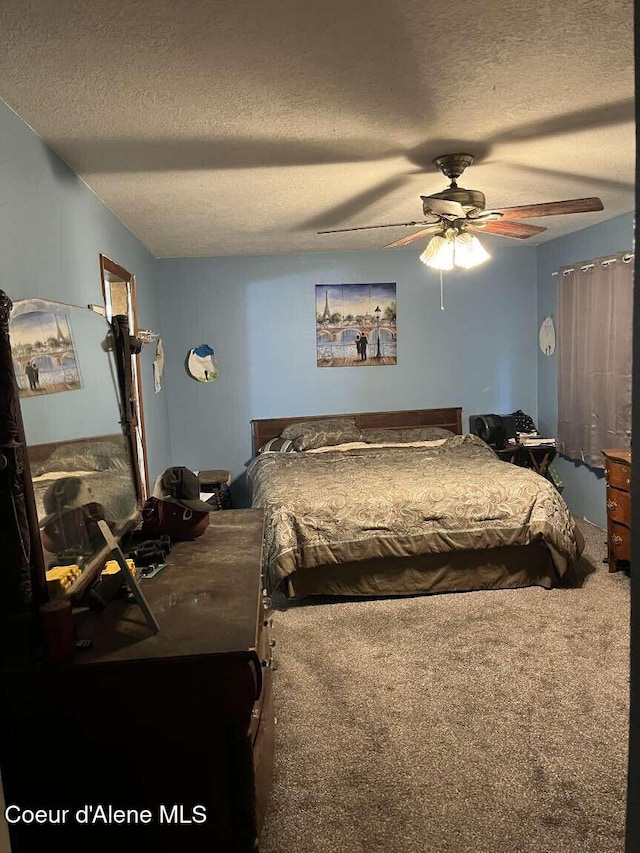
left=0, top=288, right=47, bottom=618
left=100, top=254, right=150, bottom=499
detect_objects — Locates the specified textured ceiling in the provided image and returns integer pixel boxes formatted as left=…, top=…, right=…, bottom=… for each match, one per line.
left=0, top=0, right=635, bottom=258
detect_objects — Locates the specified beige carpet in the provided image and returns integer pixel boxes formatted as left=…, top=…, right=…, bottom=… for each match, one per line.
left=260, top=520, right=630, bottom=853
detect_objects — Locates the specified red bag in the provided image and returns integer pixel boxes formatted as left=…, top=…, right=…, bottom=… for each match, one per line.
left=41, top=502, right=110, bottom=553
left=141, top=497, right=209, bottom=540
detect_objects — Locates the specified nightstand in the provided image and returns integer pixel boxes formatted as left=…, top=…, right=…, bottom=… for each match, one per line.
left=494, top=443, right=521, bottom=465
left=495, top=443, right=557, bottom=478
left=199, top=468, right=232, bottom=509
left=518, top=444, right=556, bottom=477
left=602, top=448, right=631, bottom=572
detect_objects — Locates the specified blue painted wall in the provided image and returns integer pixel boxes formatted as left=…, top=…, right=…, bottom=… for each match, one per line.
left=156, top=247, right=538, bottom=504
left=0, top=99, right=171, bottom=482
left=11, top=302, right=125, bottom=446
left=3, top=90, right=630, bottom=526
left=536, top=212, right=635, bottom=527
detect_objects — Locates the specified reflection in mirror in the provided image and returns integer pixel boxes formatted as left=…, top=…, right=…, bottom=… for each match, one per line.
left=10, top=298, right=139, bottom=599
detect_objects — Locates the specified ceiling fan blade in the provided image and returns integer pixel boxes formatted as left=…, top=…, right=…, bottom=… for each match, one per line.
left=384, top=226, right=443, bottom=249
left=492, top=162, right=634, bottom=194
left=468, top=220, right=546, bottom=240
left=423, top=198, right=466, bottom=218
left=52, top=136, right=402, bottom=174
left=491, top=99, right=634, bottom=144
left=318, top=219, right=438, bottom=235
left=303, top=175, right=410, bottom=230
left=487, top=197, right=604, bottom=220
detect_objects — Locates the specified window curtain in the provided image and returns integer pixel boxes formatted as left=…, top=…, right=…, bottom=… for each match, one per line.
left=557, top=252, right=633, bottom=468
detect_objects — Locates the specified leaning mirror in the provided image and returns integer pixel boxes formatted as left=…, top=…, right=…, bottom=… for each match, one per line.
left=10, top=298, right=139, bottom=600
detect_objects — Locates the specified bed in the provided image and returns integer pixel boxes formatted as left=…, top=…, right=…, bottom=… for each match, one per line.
left=248, top=407, right=585, bottom=598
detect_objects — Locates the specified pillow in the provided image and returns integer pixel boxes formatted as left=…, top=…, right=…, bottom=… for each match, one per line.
left=280, top=418, right=362, bottom=451
left=360, top=426, right=455, bottom=443
left=257, top=437, right=297, bottom=454
left=31, top=440, right=129, bottom=476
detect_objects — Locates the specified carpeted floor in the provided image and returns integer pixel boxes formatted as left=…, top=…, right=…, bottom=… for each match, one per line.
left=260, top=520, right=630, bottom=853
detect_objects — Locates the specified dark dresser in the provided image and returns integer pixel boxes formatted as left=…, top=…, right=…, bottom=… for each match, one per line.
left=602, top=448, right=632, bottom=572
left=1, top=509, right=274, bottom=853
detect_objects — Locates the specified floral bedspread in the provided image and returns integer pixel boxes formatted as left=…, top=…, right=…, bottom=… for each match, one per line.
left=247, top=434, right=584, bottom=586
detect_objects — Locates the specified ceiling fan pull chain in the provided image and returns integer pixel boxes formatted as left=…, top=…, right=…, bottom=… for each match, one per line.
left=440, top=269, right=445, bottom=311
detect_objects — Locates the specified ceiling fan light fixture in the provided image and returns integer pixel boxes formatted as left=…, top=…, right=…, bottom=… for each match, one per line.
left=452, top=230, right=491, bottom=269
left=420, top=234, right=455, bottom=270
left=420, top=228, right=489, bottom=271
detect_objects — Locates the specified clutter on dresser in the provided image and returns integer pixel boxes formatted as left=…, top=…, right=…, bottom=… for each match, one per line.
left=142, top=466, right=214, bottom=539
left=129, top=533, right=172, bottom=565
left=45, top=563, right=82, bottom=597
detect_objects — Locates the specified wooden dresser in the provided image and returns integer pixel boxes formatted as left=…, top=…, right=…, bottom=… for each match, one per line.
left=602, top=448, right=631, bottom=572
left=1, top=509, right=274, bottom=853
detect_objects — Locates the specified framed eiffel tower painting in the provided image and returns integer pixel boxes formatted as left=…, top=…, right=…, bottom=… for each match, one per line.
left=315, top=283, right=397, bottom=368
left=9, top=299, right=82, bottom=397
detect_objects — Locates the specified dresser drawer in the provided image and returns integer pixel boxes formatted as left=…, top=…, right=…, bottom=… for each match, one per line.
left=605, top=459, right=631, bottom=491
left=249, top=611, right=274, bottom=743
left=609, top=522, right=631, bottom=563
left=606, top=487, right=631, bottom=526
left=253, top=668, right=275, bottom=834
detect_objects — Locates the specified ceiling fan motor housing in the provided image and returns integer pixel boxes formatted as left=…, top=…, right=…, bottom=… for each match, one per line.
left=426, top=152, right=486, bottom=214
left=433, top=153, right=475, bottom=181
left=422, top=187, right=486, bottom=215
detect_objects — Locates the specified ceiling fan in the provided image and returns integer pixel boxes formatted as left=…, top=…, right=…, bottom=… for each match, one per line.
left=318, top=153, right=604, bottom=250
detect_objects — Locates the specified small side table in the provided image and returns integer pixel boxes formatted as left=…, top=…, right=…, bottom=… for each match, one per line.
left=199, top=469, right=232, bottom=510
left=518, top=444, right=557, bottom=477
left=495, top=444, right=557, bottom=478
left=494, top=443, right=522, bottom=465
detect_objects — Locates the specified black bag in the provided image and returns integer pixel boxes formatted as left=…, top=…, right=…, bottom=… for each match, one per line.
left=511, top=410, right=537, bottom=434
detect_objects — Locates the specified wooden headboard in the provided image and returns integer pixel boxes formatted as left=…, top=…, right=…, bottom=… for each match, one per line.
left=251, top=407, right=462, bottom=452
left=27, top=432, right=129, bottom=468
